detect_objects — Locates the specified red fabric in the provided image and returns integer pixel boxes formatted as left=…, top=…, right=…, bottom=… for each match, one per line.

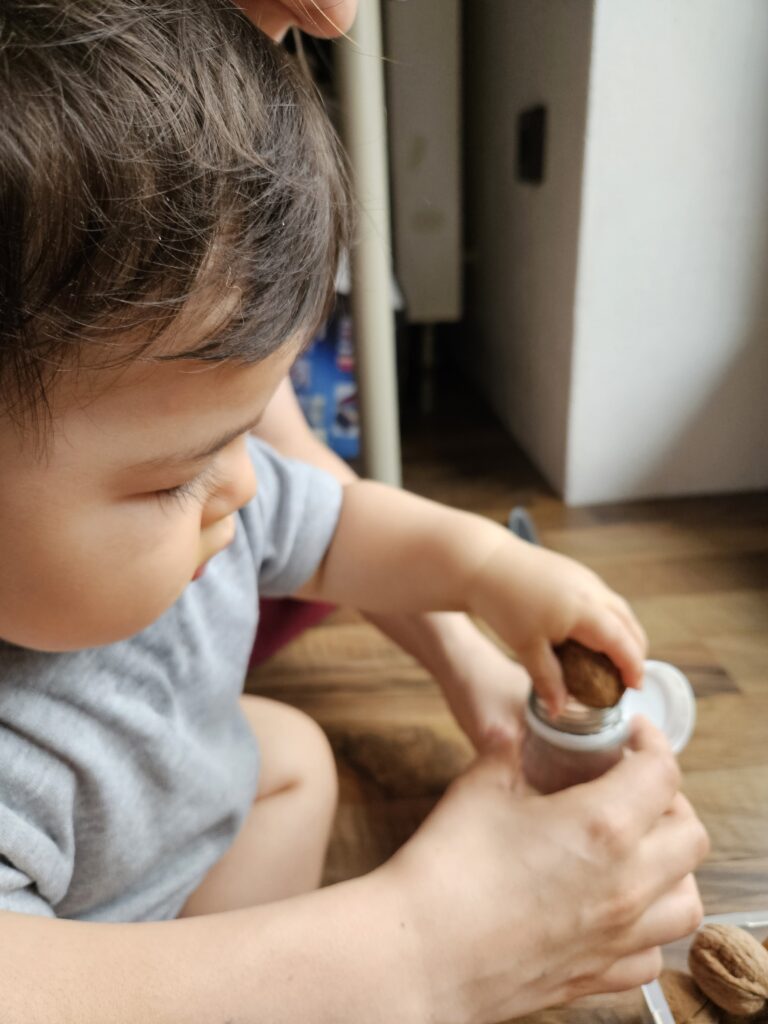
left=249, top=597, right=335, bottom=668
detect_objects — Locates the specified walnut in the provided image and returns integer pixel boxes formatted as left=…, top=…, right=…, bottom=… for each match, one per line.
left=688, top=924, right=768, bottom=1017
left=554, top=639, right=625, bottom=708
left=660, top=969, right=718, bottom=1023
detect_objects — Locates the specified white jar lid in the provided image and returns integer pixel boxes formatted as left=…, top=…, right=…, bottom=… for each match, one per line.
left=525, top=660, right=696, bottom=754
left=621, top=659, right=696, bottom=754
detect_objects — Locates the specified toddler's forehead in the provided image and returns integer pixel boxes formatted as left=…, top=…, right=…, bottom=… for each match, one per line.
left=50, top=339, right=297, bottom=456
left=4, top=310, right=301, bottom=466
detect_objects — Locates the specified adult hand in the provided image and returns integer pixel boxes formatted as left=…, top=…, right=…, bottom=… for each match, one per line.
left=384, top=718, right=708, bottom=1023
left=234, top=0, right=357, bottom=41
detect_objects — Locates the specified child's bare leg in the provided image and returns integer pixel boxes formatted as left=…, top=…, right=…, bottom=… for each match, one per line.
left=179, top=694, right=338, bottom=917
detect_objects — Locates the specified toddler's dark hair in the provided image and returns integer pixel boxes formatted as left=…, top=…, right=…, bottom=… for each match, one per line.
left=0, top=0, right=349, bottom=423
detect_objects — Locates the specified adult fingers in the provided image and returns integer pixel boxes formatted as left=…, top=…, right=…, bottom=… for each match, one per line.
left=560, top=719, right=680, bottom=842
left=236, top=0, right=294, bottom=38
left=576, top=799, right=705, bottom=949
left=619, top=875, right=704, bottom=956
left=583, top=947, right=664, bottom=997
left=623, top=793, right=709, bottom=913
left=625, top=714, right=674, bottom=757
left=295, top=0, right=358, bottom=36
left=237, top=0, right=358, bottom=38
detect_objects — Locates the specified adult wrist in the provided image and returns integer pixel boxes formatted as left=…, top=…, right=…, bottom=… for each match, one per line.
left=379, top=851, right=478, bottom=1024
left=360, top=866, right=435, bottom=1024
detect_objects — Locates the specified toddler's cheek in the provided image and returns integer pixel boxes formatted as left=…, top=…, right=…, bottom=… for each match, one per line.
left=53, top=553, right=191, bottom=650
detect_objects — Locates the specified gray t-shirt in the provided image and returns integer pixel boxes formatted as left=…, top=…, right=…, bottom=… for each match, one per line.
left=0, top=439, right=342, bottom=921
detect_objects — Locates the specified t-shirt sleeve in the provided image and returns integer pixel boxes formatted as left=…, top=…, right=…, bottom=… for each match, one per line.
left=240, top=437, right=344, bottom=598
left=0, top=724, right=75, bottom=917
left=0, top=857, right=56, bottom=917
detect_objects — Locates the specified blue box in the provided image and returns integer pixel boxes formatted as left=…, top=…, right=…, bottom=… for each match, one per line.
left=291, top=303, right=360, bottom=460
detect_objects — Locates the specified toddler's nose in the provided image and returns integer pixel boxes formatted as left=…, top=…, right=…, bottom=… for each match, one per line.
left=203, top=437, right=257, bottom=522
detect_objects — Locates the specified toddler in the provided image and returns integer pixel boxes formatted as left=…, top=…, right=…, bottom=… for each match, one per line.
left=0, top=2, right=707, bottom=1021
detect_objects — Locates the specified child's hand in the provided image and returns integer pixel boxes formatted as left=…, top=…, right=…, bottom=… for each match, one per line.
left=466, top=533, right=647, bottom=714
left=383, top=719, right=708, bottom=1023
left=302, top=482, right=644, bottom=717
left=429, top=613, right=531, bottom=752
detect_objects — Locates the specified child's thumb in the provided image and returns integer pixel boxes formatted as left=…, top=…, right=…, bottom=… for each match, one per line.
left=520, top=639, right=567, bottom=716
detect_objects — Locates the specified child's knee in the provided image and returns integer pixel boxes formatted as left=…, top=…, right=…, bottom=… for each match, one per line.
left=286, top=705, right=338, bottom=814
left=240, top=695, right=338, bottom=816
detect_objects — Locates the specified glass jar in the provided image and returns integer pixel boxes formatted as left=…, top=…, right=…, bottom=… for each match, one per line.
left=522, top=693, right=629, bottom=794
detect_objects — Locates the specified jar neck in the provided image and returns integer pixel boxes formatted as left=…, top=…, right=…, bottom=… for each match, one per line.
left=529, top=693, right=622, bottom=735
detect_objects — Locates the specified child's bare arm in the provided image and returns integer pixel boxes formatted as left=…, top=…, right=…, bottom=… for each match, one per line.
left=298, top=480, right=647, bottom=712
left=256, top=379, right=531, bottom=748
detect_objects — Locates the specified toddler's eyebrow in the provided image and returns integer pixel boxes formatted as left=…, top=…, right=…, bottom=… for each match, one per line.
left=132, top=413, right=264, bottom=471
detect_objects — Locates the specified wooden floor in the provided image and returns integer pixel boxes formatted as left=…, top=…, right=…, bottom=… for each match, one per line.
left=245, top=365, right=768, bottom=1016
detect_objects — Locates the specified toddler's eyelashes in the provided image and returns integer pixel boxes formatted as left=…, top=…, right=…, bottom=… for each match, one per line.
left=153, top=465, right=223, bottom=509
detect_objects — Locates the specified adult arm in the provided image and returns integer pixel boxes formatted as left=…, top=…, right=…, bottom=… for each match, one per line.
left=0, top=873, right=424, bottom=1024
left=0, top=721, right=707, bottom=1024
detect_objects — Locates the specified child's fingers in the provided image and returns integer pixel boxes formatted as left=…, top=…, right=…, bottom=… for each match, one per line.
left=519, top=639, right=568, bottom=715
left=569, top=611, right=645, bottom=690
left=608, top=595, right=648, bottom=661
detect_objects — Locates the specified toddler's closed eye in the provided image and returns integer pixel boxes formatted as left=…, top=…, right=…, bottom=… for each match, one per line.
left=153, top=464, right=223, bottom=509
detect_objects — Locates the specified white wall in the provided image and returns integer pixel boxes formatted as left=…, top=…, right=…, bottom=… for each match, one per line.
left=467, top=0, right=768, bottom=505
left=465, top=0, right=595, bottom=494
left=567, top=0, right=768, bottom=504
